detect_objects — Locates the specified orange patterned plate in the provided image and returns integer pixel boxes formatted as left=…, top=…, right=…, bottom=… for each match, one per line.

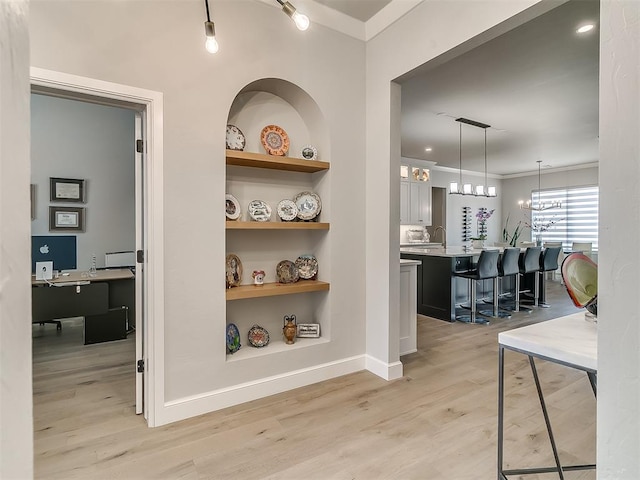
left=260, top=125, right=290, bottom=156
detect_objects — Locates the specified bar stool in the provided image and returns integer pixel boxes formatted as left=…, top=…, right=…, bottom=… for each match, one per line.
left=454, top=249, right=500, bottom=324
left=518, top=246, right=542, bottom=309
left=537, top=246, right=563, bottom=308
left=488, top=247, right=522, bottom=314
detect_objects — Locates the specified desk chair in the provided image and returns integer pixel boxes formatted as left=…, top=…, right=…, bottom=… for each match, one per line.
left=454, top=249, right=500, bottom=324
left=518, top=246, right=542, bottom=308
left=537, top=246, right=563, bottom=308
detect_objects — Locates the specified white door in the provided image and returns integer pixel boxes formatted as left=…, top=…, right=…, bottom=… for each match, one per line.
left=134, top=113, right=144, bottom=415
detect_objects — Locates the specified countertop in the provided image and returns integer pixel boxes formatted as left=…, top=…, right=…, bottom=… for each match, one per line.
left=400, top=259, right=421, bottom=266
left=400, top=242, right=443, bottom=247
left=400, top=246, right=490, bottom=257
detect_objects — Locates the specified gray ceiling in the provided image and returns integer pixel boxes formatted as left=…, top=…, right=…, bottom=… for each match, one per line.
left=398, top=0, right=600, bottom=175
left=312, top=0, right=393, bottom=22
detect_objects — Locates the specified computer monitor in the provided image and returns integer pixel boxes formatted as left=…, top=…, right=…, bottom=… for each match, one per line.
left=31, top=235, right=77, bottom=273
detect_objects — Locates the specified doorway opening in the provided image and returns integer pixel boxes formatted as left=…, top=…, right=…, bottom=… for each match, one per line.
left=30, top=68, right=165, bottom=428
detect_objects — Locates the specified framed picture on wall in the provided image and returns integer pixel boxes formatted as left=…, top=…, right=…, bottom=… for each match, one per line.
left=49, top=206, right=85, bottom=232
left=50, top=177, right=86, bottom=203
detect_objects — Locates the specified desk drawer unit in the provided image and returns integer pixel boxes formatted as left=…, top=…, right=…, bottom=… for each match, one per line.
left=32, top=282, right=109, bottom=322
left=84, top=306, right=128, bottom=345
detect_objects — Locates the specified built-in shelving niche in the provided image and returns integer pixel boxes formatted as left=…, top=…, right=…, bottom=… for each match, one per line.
left=225, top=78, right=331, bottom=362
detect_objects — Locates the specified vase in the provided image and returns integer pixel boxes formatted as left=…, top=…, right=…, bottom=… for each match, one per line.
left=472, top=239, right=485, bottom=249
left=535, top=235, right=542, bottom=246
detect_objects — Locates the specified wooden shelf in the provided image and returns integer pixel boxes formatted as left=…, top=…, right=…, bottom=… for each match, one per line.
left=226, top=221, right=329, bottom=230
left=226, top=280, right=330, bottom=301
left=226, top=150, right=330, bottom=173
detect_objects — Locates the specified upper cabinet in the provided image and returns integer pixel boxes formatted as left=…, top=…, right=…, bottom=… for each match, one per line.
left=400, top=162, right=432, bottom=226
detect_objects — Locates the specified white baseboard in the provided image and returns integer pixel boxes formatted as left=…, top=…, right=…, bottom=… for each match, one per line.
left=365, top=355, right=404, bottom=380
left=156, top=355, right=366, bottom=426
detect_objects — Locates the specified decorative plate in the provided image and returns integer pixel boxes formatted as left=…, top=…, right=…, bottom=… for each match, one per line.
left=247, top=324, right=270, bottom=348
left=295, top=254, right=318, bottom=280
left=225, top=254, right=243, bottom=288
left=248, top=200, right=272, bottom=222
left=226, top=323, right=241, bottom=354
left=277, top=199, right=298, bottom=222
left=300, top=145, right=318, bottom=161
left=276, top=260, right=299, bottom=284
left=260, top=125, right=290, bottom=156
left=226, top=124, right=246, bottom=151
left=225, top=194, right=241, bottom=220
left=293, top=191, right=322, bottom=221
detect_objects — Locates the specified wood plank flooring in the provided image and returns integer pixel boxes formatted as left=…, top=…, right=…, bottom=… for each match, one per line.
left=33, top=279, right=596, bottom=479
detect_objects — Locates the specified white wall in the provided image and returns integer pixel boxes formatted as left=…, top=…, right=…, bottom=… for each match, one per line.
left=598, top=1, right=640, bottom=477
left=502, top=165, right=598, bottom=241
left=0, top=0, right=33, bottom=477
left=29, top=0, right=367, bottom=416
left=30, top=94, right=135, bottom=270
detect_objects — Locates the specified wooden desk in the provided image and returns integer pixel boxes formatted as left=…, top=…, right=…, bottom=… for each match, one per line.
left=32, top=269, right=134, bottom=344
left=497, top=313, right=597, bottom=478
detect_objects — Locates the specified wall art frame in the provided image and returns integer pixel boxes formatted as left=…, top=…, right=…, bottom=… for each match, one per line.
left=50, top=177, right=86, bottom=203
left=49, top=206, right=85, bottom=232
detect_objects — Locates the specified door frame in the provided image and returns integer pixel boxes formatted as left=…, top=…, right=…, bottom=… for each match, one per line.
left=30, top=67, right=165, bottom=427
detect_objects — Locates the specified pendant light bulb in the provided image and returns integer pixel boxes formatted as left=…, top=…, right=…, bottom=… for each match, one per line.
left=292, top=11, right=310, bottom=30
left=280, top=1, right=310, bottom=30
left=204, top=21, right=219, bottom=53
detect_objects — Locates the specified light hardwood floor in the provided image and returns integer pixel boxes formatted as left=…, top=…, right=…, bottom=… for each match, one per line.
left=33, top=279, right=596, bottom=479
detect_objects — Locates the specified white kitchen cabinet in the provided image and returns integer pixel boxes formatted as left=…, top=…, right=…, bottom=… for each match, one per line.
left=400, top=162, right=432, bottom=225
left=400, top=259, right=419, bottom=356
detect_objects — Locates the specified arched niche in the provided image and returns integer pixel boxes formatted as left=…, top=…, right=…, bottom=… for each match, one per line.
left=227, top=78, right=329, bottom=161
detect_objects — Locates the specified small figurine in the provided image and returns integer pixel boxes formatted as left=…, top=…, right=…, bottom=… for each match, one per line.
left=283, top=314, right=297, bottom=345
left=252, top=270, right=265, bottom=285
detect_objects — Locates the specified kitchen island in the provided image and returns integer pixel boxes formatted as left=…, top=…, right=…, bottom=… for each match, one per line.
left=400, top=247, right=488, bottom=322
left=401, top=246, right=549, bottom=322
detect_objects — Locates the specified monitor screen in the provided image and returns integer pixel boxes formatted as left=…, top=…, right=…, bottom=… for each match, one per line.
left=31, top=235, right=77, bottom=273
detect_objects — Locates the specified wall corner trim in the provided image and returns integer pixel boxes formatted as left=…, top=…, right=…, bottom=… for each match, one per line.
left=365, top=355, right=403, bottom=380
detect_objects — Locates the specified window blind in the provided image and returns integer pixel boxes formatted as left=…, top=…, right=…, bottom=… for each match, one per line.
left=531, top=185, right=599, bottom=251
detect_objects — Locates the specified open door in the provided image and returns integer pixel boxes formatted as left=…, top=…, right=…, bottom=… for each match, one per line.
left=134, top=112, right=145, bottom=415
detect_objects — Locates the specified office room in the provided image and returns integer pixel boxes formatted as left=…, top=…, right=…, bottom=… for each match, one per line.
left=1, top=0, right=638, bottom=479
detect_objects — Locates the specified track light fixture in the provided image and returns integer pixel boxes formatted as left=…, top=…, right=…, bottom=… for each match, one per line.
left=204, top=0, right=219, bottom=54
left=276, top=0, right=310, bottom=31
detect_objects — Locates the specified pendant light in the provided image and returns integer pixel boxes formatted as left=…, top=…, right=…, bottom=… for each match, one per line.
left=276, top=0, right=310, bottom=30
left=519, top=160, right=561, bottom=210
left=449, top=117, right=496, bottom=197
left=203, top=0, right=219, bottom=54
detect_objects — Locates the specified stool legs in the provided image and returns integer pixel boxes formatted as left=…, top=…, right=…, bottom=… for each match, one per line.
left=457, top=279, right=489, bottom=324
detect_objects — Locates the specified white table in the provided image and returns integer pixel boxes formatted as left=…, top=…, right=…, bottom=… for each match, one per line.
left=497, top=312, right=597, bottom=479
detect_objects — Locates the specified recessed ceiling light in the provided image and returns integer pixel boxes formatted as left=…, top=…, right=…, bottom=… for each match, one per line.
left=577, top=24, right=595, bottom=34
left=425, top=147, right=432, bottom=152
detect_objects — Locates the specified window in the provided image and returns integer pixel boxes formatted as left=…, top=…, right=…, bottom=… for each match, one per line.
left=530, top=185, right=599, bottom=251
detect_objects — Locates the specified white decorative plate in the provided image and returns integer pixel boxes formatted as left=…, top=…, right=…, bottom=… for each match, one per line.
left=277, top=199, right=298, bottom=222
left=226, top=124, right=246, bottom=151
left=300, top=145, right=318, bottom=161
left=295, top=254, right=318, bottom=280
left=260, top=125, right=290, bottom=156
left=247, top=200, right=272, bottom=222
left=276, top=260, right=299, bottom=284
left=225, top=194, right=241, bottom=220
left=293, top=191, right=321, bottom=221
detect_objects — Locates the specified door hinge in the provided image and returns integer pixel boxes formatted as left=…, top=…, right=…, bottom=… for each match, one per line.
left=137, top=359, right=145, bottom=373
left=136, top=250, right=144, bottom=264
left=136, top=139, right=144, bottom=153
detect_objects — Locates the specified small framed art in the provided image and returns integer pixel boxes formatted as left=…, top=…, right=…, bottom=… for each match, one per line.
left=49, top=206, right=85, bottom=232
left=50, top=177, right=86, bottom=203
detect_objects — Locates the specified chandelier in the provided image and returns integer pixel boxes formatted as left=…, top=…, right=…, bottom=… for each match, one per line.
left=519, top=160, right=561, bottom=211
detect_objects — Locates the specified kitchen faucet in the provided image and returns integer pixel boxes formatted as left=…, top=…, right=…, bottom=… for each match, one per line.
left=434, top=226, right=447, bottom=248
